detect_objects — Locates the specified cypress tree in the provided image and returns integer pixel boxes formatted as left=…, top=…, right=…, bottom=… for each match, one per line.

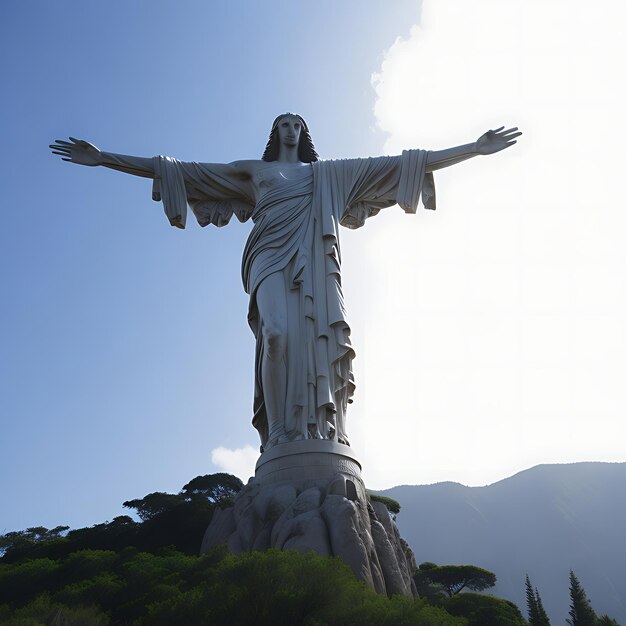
left=526, top=575, right=551, bottom=626
left=535, top=586, right=551, bottom=625
left=526, top=575, right=540, bottom=625
left=566, top=570, right=597, bottom=626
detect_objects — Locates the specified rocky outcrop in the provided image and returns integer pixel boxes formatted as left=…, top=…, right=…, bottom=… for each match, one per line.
left=201, top=472, right=417, bottom=598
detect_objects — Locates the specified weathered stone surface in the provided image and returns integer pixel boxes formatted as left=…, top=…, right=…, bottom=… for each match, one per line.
left=320, top=494, right=385, bottom=594
left=251, top=524, right=272, bottom=552
left=401, top=537, right=417, bottom=576
left=253, top=484, right=297, bottom=522
left=271, top=487, right=322, bottom=547
left=370, top=517, right=411, bottom=597
left=371, top=501, right=394, bottom=536
left=371, top=500, right=416, bottom=595
left=226, top=529, right=242, bottom=553
left=280, top=510, right=331, bottom=556
left=200, top=506, right=236, bottom=553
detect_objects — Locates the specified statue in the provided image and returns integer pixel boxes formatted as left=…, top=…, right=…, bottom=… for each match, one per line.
left=51, top=116, right=521, bottom=597
left=50, top=116, right=520, bottom=451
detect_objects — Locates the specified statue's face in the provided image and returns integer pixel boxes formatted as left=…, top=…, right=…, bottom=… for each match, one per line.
left=277, top=116, right=302, bottom=148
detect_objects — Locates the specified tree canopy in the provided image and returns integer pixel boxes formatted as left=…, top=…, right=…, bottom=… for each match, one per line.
left=0, top=526, right=69, bottom=558
left=414, top=563, right=497, bottom=597
left=181, top=472, right=244, bottom=505
left=442, top=592, right=527, bottom=626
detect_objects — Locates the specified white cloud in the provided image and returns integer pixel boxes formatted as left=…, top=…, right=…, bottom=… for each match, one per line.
left=342, top=0, right=626, bottom=488
left=210, top=445, right=258, bottom=482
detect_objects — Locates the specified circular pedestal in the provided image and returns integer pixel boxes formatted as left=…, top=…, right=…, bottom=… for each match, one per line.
left=255, top=440, right=362, bottom=487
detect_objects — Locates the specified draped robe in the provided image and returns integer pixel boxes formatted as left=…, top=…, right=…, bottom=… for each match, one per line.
left=151, top=151, right=435, bottom=448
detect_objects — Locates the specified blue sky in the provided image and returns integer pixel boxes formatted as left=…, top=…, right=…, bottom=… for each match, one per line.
left=0, top=0, right=420, bottom=531
left=2, top=0, right=625, bottom=534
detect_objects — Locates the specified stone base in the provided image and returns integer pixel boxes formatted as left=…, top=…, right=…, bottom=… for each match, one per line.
left=201, top=441, right=417, bottom=598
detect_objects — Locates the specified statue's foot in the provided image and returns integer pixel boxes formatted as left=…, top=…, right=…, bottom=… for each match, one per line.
left=265, top=432, right=309, bottom=449
left=276, top=433, right=306, bottom=445
left=265, top=429, right=286, bottom=450
left=308, top=425, right=322, bottom=439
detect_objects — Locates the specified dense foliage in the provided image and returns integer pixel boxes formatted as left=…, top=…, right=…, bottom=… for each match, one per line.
left=441, top=593, right=527, bottom=626
left=0, top=548, right=465, bottom=625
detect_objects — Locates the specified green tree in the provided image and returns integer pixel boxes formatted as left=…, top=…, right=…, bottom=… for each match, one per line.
left=566, top=570, right=597, bottom=626
left=526, top=575, right=540, bottom=624
left=415, top=563, right=497, bottom=597
left=368, top=493, right=401, bottom=515
left=597, top=616, right=620, bottom=625
left=123, top=492, right=187, bottom=521
left=0, top=525, right=69, bottom=559
left=0, top=593, right=108, bottom=626
left=442, top=592, right=527, bottom=626
left=0, top=557, right=60, bottom=606
left=414, top=562, right=446, bottom=601
left=535, top=586, right=551, bottom=625
left=181, top=473, right=244, bottom=506
left=526, top=574, right=551, bottom=625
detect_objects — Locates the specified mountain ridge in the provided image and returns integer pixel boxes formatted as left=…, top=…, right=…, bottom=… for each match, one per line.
left=376, top=461, right=626, bottom=624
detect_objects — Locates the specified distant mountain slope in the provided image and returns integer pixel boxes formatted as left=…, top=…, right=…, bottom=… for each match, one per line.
left=378, top=462, right=626, bottom=624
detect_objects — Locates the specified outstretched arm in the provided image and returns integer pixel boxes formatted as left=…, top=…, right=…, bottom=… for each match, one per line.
left=50, top=137, right=155, bottom=178
left=50, top=138, right=255, bottom=183
left=426, top=126, right=521, bottom=172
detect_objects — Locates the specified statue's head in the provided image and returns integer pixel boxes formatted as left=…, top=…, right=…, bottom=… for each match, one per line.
left=262, top=113, right=319, bottom=163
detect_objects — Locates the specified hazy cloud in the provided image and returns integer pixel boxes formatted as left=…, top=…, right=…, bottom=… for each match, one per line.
left=210, top=445, right=258, bottom=481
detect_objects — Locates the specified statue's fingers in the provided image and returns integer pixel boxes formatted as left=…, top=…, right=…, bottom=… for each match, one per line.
left=61, top=157, right=72, bottom=162
left=54, top=139, right=73, bottom=146
left=51, top=150, right=70, bottom=156
left=505, top=140, right=518, bottom=147
left=504, top=131, right=522, bottom=140
left=491, top=126, right=505, bottom=133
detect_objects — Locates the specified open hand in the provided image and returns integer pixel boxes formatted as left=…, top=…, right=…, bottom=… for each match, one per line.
left=475, top=127, right=521, bottom=155
left=49, top=137, right=103, bottom=166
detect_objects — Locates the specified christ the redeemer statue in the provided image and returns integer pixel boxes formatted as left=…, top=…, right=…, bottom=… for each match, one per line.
left=51, top=115, right=520, bottom=451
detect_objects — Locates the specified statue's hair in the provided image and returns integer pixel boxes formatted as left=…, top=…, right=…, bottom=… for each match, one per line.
left=262, top=113, right=319, bottom=163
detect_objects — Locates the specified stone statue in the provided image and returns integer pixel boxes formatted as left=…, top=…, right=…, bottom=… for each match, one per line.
left=50, top=116, right=520, bottom=452
left=51, top=116, right=520, bottom=597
